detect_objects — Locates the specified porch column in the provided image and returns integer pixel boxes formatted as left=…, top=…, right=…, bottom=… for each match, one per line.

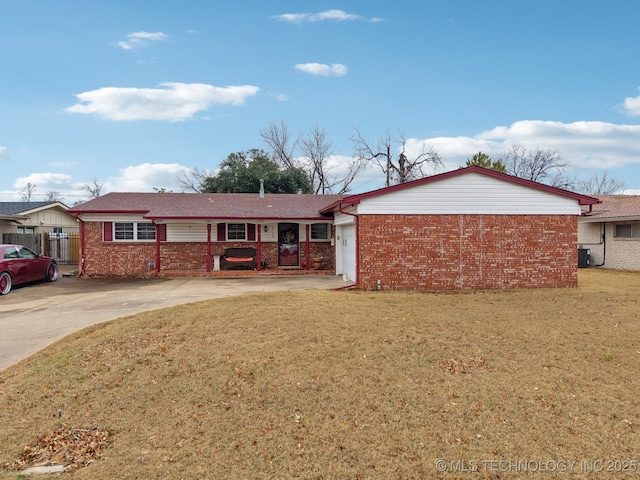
left=257, top=225, right=262, bottom=271
left=154, top=227, right=161, bottom=275
left=206, top=224, right=212, bottom=272
left=305, top=224, right=310, bottom=271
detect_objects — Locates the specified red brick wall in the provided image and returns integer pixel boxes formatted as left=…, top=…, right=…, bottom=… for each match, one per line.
left=357, top=214, right=577, bottom=290
left=81, top=222, right=334, bottom=275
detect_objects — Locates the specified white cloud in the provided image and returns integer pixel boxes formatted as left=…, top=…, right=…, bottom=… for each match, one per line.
left=403, top=120, right=640, bottom=172
left=66, top=82, right=260, bottom=121
left=275, top=10, right=382, bottom=23
left=104, top=163, right=187, bottom=192
left=13, top=173, right=75, bottom=190
left=295, top=63, right=347, bottom=77
left=117, top=31, right=167, bottom=50
left=623, top=88, right=640, bottom=116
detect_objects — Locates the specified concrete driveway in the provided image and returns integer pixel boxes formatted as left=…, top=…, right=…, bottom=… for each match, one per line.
left=0, top=273, right=346, bottom=372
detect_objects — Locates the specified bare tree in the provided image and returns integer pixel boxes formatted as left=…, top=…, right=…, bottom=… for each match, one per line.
left=45, top=191, right=64, bottom=202
left=20, top=182, right=36, bottom=203
left=259, top=120, right=299, bottom=169
left=82, top=178, right=103, bottom=198
left=177, top=167, right=212, bottom=192
left=576, top=171, right=627, bottom=195
left=298, top=125, right=365, bottom=194
left=261, top=122, right=365, bottom=194
left=497, top=144, right=572, bottom=188
left=351, top=128, right=443, bottom=187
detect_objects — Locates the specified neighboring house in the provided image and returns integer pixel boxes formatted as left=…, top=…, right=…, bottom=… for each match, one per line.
left=0, top=201, right=77, bottom=236
left=68, top=167, right=599, bottom=290
left=578, top=195, right=640, bottom=270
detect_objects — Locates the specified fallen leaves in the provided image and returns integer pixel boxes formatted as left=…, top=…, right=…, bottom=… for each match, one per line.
left=7, top=426, right=111, bottom=473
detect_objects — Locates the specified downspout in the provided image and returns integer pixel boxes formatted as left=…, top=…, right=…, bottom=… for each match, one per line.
left=333, top=203, right=359, bottom=290
left=75, top=213, right=85, bottom=276
left=581, top=222, right=606, bottom=267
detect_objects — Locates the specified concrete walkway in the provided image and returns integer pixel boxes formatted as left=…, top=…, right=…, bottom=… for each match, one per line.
left=0, top=273, right=346, bottom=372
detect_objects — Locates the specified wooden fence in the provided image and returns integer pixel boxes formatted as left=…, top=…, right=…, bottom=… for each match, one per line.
left=2, top=232, right=80, bottom=265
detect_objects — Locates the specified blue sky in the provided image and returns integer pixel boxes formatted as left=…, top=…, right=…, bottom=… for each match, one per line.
left=1, top=1, right=640, bottom=204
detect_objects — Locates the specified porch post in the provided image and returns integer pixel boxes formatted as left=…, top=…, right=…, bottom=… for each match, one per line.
left=257, top=225, right=262, bottom=271
left=305, top=224, right=310, bottom=271
left=154, top=227, right=161, bottom=275
left=206, top=224, right=212, bottom=272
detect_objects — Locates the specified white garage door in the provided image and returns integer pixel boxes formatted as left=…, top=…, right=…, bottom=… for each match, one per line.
left=336, top=223, right=356, bottom=283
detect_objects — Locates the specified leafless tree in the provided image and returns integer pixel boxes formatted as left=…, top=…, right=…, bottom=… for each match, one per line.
left=45, top=191, right=63, bottom=202
left=261, top=122, right=365, bottom=194
left=259, top=120, right=299, bottom=169
left=82, top=178, right=103, bottom=198
left=497, top=144, right=572, bottom=188
left=351, top=128, right=443, bottom=187
left=176, top=167, right=212, bottom=192
left=575, top=171, right=627, bottom=195
left=298, top=125, right=365, bottom=194
left=20, top=182, right=36, bottom=203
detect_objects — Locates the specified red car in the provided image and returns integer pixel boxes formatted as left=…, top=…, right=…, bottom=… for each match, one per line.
left=0, top=244, right=59, bottom=295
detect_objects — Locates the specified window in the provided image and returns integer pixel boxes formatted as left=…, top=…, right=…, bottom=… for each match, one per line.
left=113, top=222, right=155, bottom=241
left=53, top=227, right=63, bottom=234
left=310, top=223, right=329, bottom=240
left=227, top=223, right=246, bottom=240
left=614, top=224, right=640, bottom=238
left=137, top=223, right=156, bottom=240
left=17, top=227, right=34, bottom=234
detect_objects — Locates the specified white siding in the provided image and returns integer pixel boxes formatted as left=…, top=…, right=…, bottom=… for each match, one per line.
left=166, top=224, right=208, bottom=242
left=356, top=172, right=582, bottom=215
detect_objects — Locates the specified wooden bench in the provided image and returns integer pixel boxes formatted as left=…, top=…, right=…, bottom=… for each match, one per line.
left=220, top=247, right=257, bottom=270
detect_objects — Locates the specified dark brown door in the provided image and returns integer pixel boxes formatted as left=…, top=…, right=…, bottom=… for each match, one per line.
left=278, top=223, right=299, bottom=266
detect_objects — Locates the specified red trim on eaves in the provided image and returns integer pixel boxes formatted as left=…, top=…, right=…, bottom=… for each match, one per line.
left=320, top=166, right=600, bottom=213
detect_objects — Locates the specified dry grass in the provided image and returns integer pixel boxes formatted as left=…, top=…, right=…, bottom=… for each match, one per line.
left=1, top=269, right=639, bottom=479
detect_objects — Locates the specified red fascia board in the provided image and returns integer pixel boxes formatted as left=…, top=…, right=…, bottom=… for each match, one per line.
left=145, top=215, right=333, bottom=221
left=322, top=166, right=600, bottom=211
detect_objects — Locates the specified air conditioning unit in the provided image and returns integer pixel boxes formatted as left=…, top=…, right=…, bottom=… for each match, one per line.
left=578, top=248, right=590, bottom=268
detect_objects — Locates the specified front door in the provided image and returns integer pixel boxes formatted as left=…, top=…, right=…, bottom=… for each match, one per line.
left=278, top=223, right=299, bottom=266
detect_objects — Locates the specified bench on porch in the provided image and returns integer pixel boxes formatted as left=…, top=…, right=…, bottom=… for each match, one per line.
left=220, top=247, right=257, bottom=270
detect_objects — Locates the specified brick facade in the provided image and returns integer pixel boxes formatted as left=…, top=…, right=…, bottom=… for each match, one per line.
left=357, top=214, right=578, bottom=290
left=81, top=222, right=334, bottom=275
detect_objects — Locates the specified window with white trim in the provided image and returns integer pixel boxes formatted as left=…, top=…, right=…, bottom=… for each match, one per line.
left=114, top=222, right=156, bottom=241
left=310, top=223, right=330, bottom=240
left=614, top=224, right=640, bottom=238
left=227, top=223, right=246, bottom=240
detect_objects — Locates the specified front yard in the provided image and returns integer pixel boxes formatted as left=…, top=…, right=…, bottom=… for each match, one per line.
left=0, top=269, right=638, bottom=479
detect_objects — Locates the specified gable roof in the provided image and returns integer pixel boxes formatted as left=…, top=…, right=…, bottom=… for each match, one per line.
left=68, top=192, right=343, bottom=221
left=0, top=201, right=67, bottom=216
left=580, top=195, right=640, bottom=222
left=321, top=166, right=600, bottom=213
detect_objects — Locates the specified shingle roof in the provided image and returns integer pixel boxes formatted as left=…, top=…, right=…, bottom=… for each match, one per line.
left=581, top=195, right=640, bottom=222
left=0, top=201, right=59, bottom=215
left=68, top=192, right=343, bottom=220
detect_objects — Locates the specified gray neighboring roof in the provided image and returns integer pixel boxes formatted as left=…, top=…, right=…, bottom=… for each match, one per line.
left=68, top=192, right=343, bottom=220
left=580, top=195, right=640, bottom=222
left=0, top=201, right=61, bottom=215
